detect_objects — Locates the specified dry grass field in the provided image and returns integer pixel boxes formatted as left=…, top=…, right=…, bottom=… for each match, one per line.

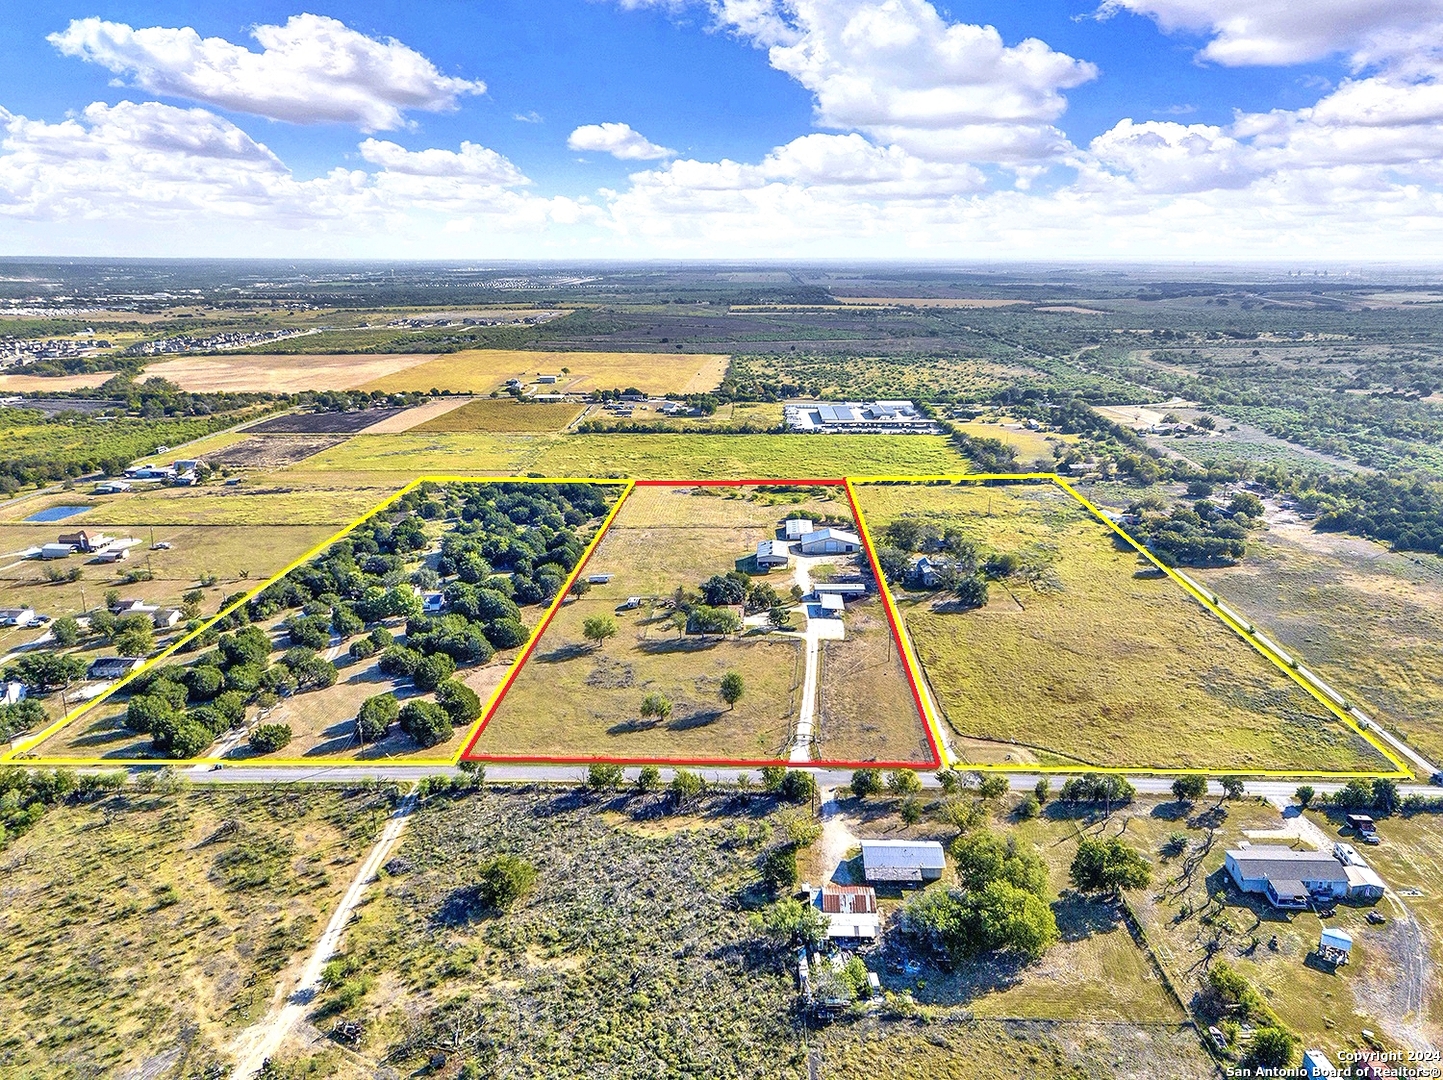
left=412, top=397, right=586, bottom=433
left=1195, top=527, right=1443, bottom=769
left=135, top=351, right=440, bottom=392
left=952, top=419, right=1076, bottom=461
left=853, top=480, right=1393, bottom=772
left=0, top=784, right=393, bottom=1077
left=816, top=597, right=933, bottom=763
left=361, top=348, right=729, bottom=395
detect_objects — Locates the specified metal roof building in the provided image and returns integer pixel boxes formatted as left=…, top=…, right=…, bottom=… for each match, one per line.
left=1224, top=845, right=1384, bottom=908
left=860, top=839, right=946, bottom=884
left=798, top=528, right=862, bottom=555
left=818, top=885, right=880, bottom=940
left=756, top=540, right=791, bottom=568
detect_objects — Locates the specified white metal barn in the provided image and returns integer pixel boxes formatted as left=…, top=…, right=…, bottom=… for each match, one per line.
left=784, top=518, right=814, bottom=540
left=756, top=540, right=791, bottom=568
left=798, top=528, right=861, bottom=555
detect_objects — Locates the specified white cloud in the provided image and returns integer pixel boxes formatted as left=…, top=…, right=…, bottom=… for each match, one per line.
left=0, top=99, right=587, bottom=250
left=1087, top=119, right=1260, bottom=192
left=48, top=14, right=485, bottom=131
left=620, top=0, right=1096, bottom=164
left=1097, top=0, right=1443, bottom=70
left=568, top=122, right=675, bottom=160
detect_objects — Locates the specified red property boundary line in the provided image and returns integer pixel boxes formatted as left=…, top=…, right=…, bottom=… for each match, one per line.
left=461, top=478, right=942, bottom=770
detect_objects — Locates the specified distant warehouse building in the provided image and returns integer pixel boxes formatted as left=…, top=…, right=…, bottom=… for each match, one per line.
left=798, top=528, right=861, bottom=555
left=860, top=839, right=946, bottom=885
left=1224, top=844, right=1385, bottom=910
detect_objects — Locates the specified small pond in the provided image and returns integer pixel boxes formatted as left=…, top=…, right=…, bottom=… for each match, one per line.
left=23, top=505, right=93, bottom=523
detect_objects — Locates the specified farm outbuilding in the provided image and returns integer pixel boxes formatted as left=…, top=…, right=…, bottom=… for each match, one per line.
left=860, top=840, right=946, bottom=885
left=87, top=657, right=142, bottom=680
left=784, top=518, right=814, bottom=540
left=756, top=540, right=791, bottom=569
left=1318, top=928, right=1353, bottom=965
left=798, top=528, right=862, bottom=555
left=39, top=543, right=75, bottom=560
left=818, top=592, right=845, bottom=617
left=817, top=886, right=880, bottom=941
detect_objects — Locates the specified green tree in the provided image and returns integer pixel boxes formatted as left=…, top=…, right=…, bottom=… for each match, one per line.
left=669, top=767, right=705, bottom=807
left=761, top=844, right=799, bottom=891
left=6, top=652, right=87, bottom=691
left=759, top=765, right=786, bottom=792
left=851, top=767, right=883, bottom=799
left=477, top=854, right=536, bottom=910
left=887, top=769, right=922, bottom=796
left=1294, top=785, right=1315, bottom=808
left=50, top=616, right=80, bottom=647
left=586, top=762, right=625, bottom=791
left=112, top=616, right=155, bottom=658
left=356, top=694, right=399, bottom=742
left=249, top=723, right=293, bottom=754
left=1172, top=774, right=1208, bottom=803
left=167, top=720, right=214, bottom=759
left=758, top=897, right=828, bottom=946
left=719, top=670, right=745, bottom=710
left=1033, top=777, right=1050, bottom=803
left=780, top=770, right=818, bottom=804
left=582, top=614, right=618, bottom=650
left=435, top=678, right=481, bottom=725
left=977, top=773, right=1008, bottom=800
left=1372, top=777, right=1400, bottom=815
left=953, top=574, right=989, bottom=609
left=1070, top=836, right=1152, bottom=896
left=952, top=830, right=1048, bottom=896
left=767, top=604, right=792, bottom=631
left=413, top=653, right=457, bottom=692
left=1246, top=1027, right=1298, bottom=1069
left=640, top=692, right=673, bottom=724
left=1220, top=775, right=1246, bottom=801
left=398, top=700, right=451, bottom=749
left=636, top=764, right=661, bottom=792
left=974, top=879, right=1059, bottom=961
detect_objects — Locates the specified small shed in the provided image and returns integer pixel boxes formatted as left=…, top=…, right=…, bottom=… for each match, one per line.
left=587, top=573, right=613, bottom=585
left=1318, top=927, right=1353, bottom=965
left=783, top=518, right=814, bottom=540
left=818, top=592, right=845, bottom=617
left=1345, top=814, right=1377, bottom=836
left=39, top=543, right=75, bottom=560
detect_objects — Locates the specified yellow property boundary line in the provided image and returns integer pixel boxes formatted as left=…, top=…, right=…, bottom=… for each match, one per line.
left=846, top=473, right=1409, bottom=780
left=6, top=472, right=1407, bottom=779
left=5, top=477, right=633, bottom=768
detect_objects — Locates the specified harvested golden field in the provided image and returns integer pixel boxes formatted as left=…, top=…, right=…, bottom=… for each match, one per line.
left=412, top=397, right=585, bottom=433
left=356, top=396, right=474, bottom=433
left=0, top=371, right=117, bottom=392
left=854, top=480, right=1394, bottom=772
left=361, top=348, right=729, bottom=395
left=134, top=352, right=440, bottom=393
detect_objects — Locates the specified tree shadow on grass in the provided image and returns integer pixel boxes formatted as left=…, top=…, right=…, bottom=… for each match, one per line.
left=432, top=884, right=489, bottom=928
left=607, top=718, right=660, bottom=735
left=636, top=636, right=726, bottom=655
left=668, top=708, right=725, bottom=731
left=536, top=643, right=594, bottom=664
left=1053, top=892, right=1125, bottom=943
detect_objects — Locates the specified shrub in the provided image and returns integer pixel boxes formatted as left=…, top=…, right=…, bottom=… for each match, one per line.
left=377, top=645, right=422, bottom=678
left=636, top=764, right=661, bottom=792
left=1172, top=774, right=1208, bottom=802
left=477, top=854, right=536, bottom=910
left=582, top=615, right=618, bottom=649
left=587, top=763, right=625, bottom=790
left=761, top=844, right=798, bottom=890
left=249, top=723, right=293, bottom=754
left=348, top=637, right=378, bottom=661
left=1016, top=794, right=1040, bottom=820
left=977, top=773, right=1008, bottom=800
left=780, top=770, right=818, bottom=804
left=167, top=720, right=214, bottom=759
left=186, top=665, right=225, bottom=701
left=887, top=769, right=922, bottom=797
left=124, top=693, right=176, bottom=734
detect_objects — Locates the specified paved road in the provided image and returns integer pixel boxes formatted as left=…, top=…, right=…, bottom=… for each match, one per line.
left=173, top=762, right=1443, bottom=802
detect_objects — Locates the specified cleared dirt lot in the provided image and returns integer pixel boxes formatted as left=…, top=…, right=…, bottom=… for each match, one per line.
left=208, top=436, right=351, bottom=469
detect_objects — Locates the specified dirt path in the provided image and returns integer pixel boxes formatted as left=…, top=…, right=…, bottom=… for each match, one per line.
left=226, top=788, right=418, bottom=1079
left=817, top=789, right=860, bottom=885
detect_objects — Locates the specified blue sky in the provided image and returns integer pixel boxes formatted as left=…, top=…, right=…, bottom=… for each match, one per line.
left=0, top=0, right=1439, bottom=258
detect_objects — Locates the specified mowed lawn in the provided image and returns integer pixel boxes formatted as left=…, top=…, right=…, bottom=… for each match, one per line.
left=361, top=348, right=729, bottom=396
left=854, top=481, right=1393, bottom=772
left=475, top=484, right=853, bottom=760
left=0, top=785, right=392, bottom=1077
left=816, top=597, right=934, bottom=764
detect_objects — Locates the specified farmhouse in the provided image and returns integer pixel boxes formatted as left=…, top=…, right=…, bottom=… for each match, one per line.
left=87, top=656, right=142, bottom=680
left=58, top=530, right=113, bottom=553
left=783, top=518, right=814, bottom=540
left=798, top=528, right=862, bottom=555
left=817, top=885, right=880, bottom=941
left=0, top=607, right=38, bottom=627
left=860, top=839, right=946, bottom=885
left=152, top=608, right=184, bottom=629
left=124, top=464, right=177, bottom=480
left=1224, top=844, right=1385, bottom=909
left=756, top=540, right=791, bottom=569
left=421, top=591, right=446, bottom=616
